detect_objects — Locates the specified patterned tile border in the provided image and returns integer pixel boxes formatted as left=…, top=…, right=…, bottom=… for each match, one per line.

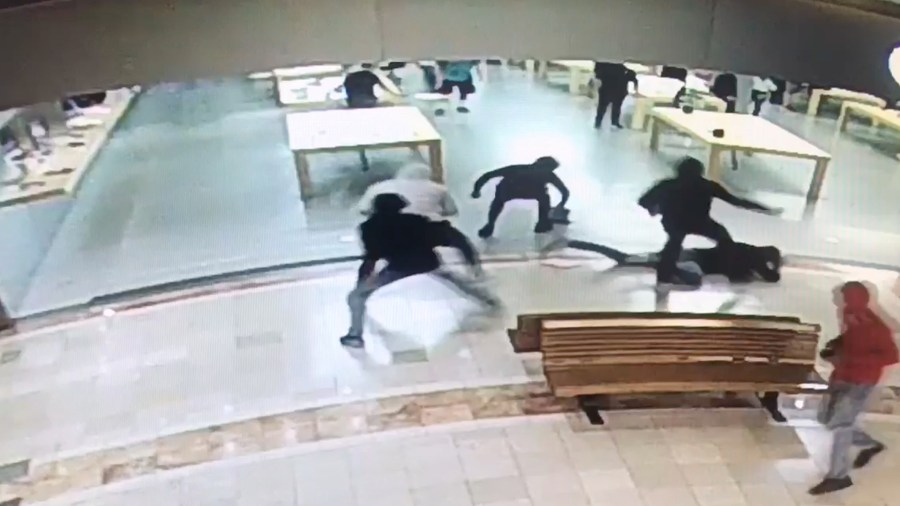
left=2, top=382, right=900, bottom=504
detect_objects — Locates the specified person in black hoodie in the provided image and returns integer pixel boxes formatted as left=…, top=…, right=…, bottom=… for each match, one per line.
left=593, top=62, right=638, bottom=129
left=339, top=193, right=499, bottom=348
left=471, top=156, right=570, bottom=238
left=711, top=72, right=738, bottom=113
left=638, top=157, right=780, bottom=287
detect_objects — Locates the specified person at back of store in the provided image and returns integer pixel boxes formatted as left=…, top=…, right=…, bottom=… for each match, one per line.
left=711, top=72, right=738, bottom=113
left=342, top=63, right=398, bottom=108
left=750, top=76, right=778, bottom=116
left=593, top=62, right=638, bottom=129
left=436, top=60, right=480, bottom=114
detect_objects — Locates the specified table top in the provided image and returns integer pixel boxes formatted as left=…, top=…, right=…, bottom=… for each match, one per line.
left=273, top=64, right=344, bottom=79
left=652, top=109, right=831, bottom=160
left=844, top=102, right=900, bottom=126
left=551, top=60, right=595, bottom=72
left=635, top=74, right=711, bottom=100
left=286, top=106, right=441, bottom=152
left=820, top=88, right=886, bottom=106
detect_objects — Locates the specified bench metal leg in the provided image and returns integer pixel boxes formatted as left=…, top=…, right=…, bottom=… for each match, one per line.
left=577, top=395, right=608, bottom=425
left=759, top=392, right=787, bottom=422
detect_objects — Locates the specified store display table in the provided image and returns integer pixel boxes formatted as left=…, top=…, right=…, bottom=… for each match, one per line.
left=836, top=101, right=900, bottom=135
left=0, top=88, right=137, bottom=207
left=286, top=106, right=443, bottom=200
left=649, top=109, right=831, bottom=203
left=807, top=88, right=886, bottom=117
left=631, top=75, right=724, bottom=130
left=542, top=60, right=655, bottom=96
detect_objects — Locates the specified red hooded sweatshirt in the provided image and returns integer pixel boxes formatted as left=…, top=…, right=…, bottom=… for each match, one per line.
left=831, top=284, right=900, bottom=385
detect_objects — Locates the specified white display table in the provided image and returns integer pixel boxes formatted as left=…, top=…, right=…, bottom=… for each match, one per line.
left=807, top=88, right=886, bottom=117
left=836, top=101, right=900, bottom=135
left=631, top=75, right=724, bottom=130
left=649, top=109, right=831, bottom=203
left=0, top=88, right=137, bottom=207
left=286, top=106, right=443, bottom=200
left=272, top=64, right=344, bottom=80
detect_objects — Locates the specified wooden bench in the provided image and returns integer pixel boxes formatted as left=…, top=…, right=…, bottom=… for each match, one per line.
left=508, top=312, right=825, bottom=424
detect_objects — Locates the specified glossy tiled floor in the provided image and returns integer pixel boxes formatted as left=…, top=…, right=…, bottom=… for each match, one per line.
left=12, top=68, right=900, bottom=316
left=2, top=255, right=900, bottom=505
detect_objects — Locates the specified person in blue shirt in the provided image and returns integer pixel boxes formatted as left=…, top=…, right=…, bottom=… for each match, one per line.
left=436, top=60, right=480, bottom=114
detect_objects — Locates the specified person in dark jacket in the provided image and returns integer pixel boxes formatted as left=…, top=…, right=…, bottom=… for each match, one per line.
left=638, top=157, right=780, bottom=286
left=559, top=239, right=782, bottom=285
left=339, top=194, right=498, bottom=348
left=809, top=282, right=900, bottom=495
left=471, top=156, right=570, bottom=238
left=711, top=73, right=738, bottom=113
left=593, top=62, right=638, bottom=129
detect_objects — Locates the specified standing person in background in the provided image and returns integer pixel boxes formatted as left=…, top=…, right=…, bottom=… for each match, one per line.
left=357, top=163, right=482, bottom=274
left=436, top=60, right=481, bottom=115
left=638, top=156, right=780, bottom=287
left=750, top=76, right=778, bottom=116
left=711, top=72, right=738, bottom=113
left=810, top=281, right=900, bottom=495
left=341, top=63, right=400, bottom=109
left=593, top=62, right=638, bottom=129
left=340, top=193, right=499, bottom=349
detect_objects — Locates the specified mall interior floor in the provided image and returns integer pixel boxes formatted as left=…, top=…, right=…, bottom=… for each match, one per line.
left=14, top=68, right=900, bottom=316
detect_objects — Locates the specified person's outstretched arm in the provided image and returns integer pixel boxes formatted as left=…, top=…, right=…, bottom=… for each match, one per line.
left=709, top=181, right=772, bottom=212
left=547, top=173, right=570, bottom=207
left=471, top=167, right=510, bottom=197
left=638, top=180, right=667, bottom=215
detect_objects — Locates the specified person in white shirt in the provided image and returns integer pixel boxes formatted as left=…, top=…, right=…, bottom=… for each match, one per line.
left=357, top=162, right=482, bottom=273
left=751, top=76, right=778, bottom=116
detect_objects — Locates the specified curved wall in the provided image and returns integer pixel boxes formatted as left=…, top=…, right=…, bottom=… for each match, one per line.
left=0, top=0, right=899, bottom=108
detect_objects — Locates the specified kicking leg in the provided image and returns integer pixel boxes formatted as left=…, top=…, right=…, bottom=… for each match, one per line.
left=657, top=229, right=688, bottom=285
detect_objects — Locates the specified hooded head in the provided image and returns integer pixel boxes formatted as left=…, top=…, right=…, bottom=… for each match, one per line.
left=674, top=156, right=704, bottom=179
left=534, top=156, right=560, bottom=171
left=395, top=162, right=433, bottom=181
left=841, top=281, right=870, bottom=312
left=371, top=193, right=408, bottom=214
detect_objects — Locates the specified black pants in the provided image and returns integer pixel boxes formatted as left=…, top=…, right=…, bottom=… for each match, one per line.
left=437, top=78, right=475, bottom=100
left=484, top=191, right=551, bottom=233
left=567, top=240, right=701, bottom=285
left=595, top=88, right=625, bottom=127
left=751, top=90, right=767, bottom=116
left=658, top=219, right=732, bottom=282
left=434, top=221, right=480, bottom=269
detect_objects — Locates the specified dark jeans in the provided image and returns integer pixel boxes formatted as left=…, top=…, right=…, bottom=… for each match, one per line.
left=751, top=90, right=767, bottom=116
left=485, top=191, right=551, bottom=232
left=437, top=78, right=475, bottom=100
left=595, top=88, right=625, bottom=127
left=657, top=219, right=732, bottom=283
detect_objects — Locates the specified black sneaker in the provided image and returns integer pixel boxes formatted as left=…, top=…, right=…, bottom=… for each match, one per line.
left=533, top=221, right=553, bottom=233
left=435, top=109, right=446, bottom=116
left=477, top=224, right=494, bottom=238
left=854, top=444, right=885, bottom=469
left=808, top=477, right=853, bottom=495
left=612, top=123, right=624, bottom=129
left=339, top=335, right=364, bottom=349
left=457, top=106, right=470, bottom=113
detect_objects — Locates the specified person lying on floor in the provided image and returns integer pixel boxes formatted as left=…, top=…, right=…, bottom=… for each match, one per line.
left=556, top=239, right=782, bottom=286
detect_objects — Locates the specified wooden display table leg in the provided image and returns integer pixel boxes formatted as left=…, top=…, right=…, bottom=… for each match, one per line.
left=648, top=118, right=662, bottom=151
left=807, top=90, right=823, bottom=117
left=707, top=146, right=724, bottom=183
left=806, top=158, right=830, bottom=203
left=836, top=104, right=851, bottom=132
left=568, top=69, right=580, bottom=95
left=632, top=98, right=649, bottom=130
left=427, top=141, right=444, bottom=182
left=293, top=151, right=313, bottom=201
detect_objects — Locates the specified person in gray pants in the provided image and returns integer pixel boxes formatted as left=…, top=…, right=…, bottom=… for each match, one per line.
left=339, top=193, right=499, bottom=349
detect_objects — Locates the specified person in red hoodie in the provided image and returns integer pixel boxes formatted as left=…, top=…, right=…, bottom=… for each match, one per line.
left=810, top=281, right=900, bottom=495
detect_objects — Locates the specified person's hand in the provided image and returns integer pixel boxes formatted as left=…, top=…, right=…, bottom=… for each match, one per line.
left=471, top=190, right=480, bottom=199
